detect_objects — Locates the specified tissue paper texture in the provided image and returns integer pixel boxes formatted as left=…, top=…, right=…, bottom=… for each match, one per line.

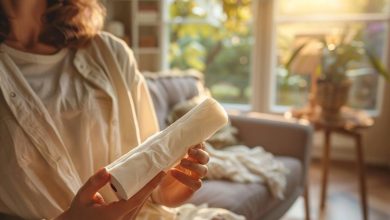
left=106, top=97, right=228, bottom=200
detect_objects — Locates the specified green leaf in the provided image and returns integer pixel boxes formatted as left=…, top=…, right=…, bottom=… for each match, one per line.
left=285, top=42, right=308, bottom=74
left=365, top=47, right=390, bottom=82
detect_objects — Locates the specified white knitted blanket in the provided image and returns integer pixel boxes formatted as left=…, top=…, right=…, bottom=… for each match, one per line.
left=205, top=143, right=289, bottom=199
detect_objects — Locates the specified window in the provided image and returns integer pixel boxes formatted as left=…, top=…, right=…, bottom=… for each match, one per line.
left=162, top=0, right=253, bottom=105
left=272, top=0, right=390, bottom=114
left=162, top=0, right=389, bottom=114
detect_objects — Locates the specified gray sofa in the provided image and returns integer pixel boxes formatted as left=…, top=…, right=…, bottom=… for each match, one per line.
left=145, top=72, right=313, bottom=220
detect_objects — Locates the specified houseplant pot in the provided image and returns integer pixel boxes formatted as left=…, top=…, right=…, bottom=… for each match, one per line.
left=316, top=79, right=351, bottom=122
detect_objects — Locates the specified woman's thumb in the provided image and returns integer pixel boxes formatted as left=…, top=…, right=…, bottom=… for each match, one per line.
left=76, top=168, right=110, bottom=204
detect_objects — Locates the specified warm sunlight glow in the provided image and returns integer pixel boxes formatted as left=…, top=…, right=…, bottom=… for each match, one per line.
left=278, top=0, right=388, bottom=16
left=328, top=43, right=336, bottom=51
left=275, top=0, right=389, bottom=110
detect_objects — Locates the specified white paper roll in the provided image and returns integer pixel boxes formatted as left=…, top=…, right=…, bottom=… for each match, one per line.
left=106, top=97, right=228, bottom=200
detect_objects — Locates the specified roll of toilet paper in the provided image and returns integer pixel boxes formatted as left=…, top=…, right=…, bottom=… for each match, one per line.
left=106, top=97, right=228, bottom=200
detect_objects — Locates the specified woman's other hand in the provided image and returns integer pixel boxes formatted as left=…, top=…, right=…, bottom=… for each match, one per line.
left=152, top=143, right=209, bottom=207
left=56, top=168, right=165, bottom=220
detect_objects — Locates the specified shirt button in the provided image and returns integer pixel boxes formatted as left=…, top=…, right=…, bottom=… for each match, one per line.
left=10, top=92, right=16, bottom=97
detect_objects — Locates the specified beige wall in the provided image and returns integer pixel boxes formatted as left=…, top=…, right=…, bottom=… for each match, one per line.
left=365, top=83, right=390, bottom=166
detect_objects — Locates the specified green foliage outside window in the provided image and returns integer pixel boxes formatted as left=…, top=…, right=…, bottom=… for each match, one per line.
left=168, top=0, right=253, bottom=104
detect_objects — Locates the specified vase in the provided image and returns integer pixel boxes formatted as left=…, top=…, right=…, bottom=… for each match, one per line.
left=316, top=80, right=351, bottom=122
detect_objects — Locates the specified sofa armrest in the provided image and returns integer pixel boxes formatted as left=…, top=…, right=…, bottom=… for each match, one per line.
left=229, top=112, right=313, bottom=182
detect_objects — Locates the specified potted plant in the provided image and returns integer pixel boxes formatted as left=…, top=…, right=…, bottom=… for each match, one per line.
left=284, top=29, right=389, bottom=121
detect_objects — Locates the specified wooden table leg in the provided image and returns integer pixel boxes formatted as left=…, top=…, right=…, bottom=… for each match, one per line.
left=320, top=130, right=331, bottom=211
left=355, top=133, right=368, bottom=220
left=304, top=182, right=311, bottom=220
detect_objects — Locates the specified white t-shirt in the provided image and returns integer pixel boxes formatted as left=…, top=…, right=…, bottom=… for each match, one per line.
left=0, top=44, right=112, bottom=183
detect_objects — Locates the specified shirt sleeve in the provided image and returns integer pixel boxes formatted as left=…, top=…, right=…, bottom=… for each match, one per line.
left=102, top=33, right=160, bottom=141
left=129, top=69, right=160, bottom=141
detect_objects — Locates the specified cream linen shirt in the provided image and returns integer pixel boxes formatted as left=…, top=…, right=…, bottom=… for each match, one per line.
left=0, top=33, right=164, bottom=219
left=0, top=43, right=115, bottom=182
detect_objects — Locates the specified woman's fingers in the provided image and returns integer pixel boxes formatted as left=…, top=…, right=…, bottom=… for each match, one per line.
left=76, top=168, right=110, bottom=205
left=188, top=147, right=209, bottom=165
left=170, top=169, right=202, bottom=191
left=109, top=171, right=165, bottom=213
left=92, top=193, right=106, bottom=205
left=177, top=143, right=209, bottom=180
left=180, top=158, right=208, bottom=178
left=193, top=143, right=205, bottom=150
left=62, top=169, right=164, bottom=220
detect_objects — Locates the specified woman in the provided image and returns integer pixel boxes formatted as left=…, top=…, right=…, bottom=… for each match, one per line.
left=0, top=0, right=210, bottom=219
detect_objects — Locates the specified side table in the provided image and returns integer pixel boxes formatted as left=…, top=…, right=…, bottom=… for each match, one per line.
left=287, top=107, right=374, bottom=220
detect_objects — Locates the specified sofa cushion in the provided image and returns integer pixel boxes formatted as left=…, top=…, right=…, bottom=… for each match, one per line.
left=187, top=156, right=302, bottom=220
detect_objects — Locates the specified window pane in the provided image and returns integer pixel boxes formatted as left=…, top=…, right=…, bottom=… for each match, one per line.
left=167, top=0, right=253, bottom=104
left=275, top=21, right=388, bottom=110
left=278, top=0, right=390, bottom=16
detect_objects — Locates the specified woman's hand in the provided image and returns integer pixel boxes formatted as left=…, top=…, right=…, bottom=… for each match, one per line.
left=56, top=168, right=165, bottom=220
left=152, top=143, right=209, bottom=207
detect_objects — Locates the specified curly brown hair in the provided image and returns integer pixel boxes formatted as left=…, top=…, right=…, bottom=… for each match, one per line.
left=0, top=0, right=105, bottom=48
